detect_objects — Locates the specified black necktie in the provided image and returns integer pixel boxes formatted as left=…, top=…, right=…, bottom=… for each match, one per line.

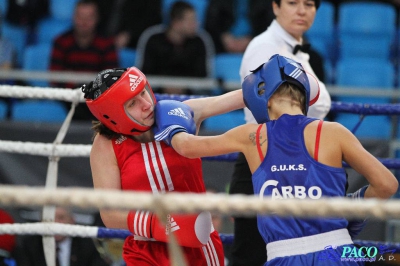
left=293, top=43, right=311, bottom=54
left=56, top=244, right=60, bottom=266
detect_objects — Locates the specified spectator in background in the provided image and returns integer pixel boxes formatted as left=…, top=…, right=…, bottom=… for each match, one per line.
left=0, top=33, right=15, bottom=116
left=0, top=7, right=16, bottom=71
left=0, top=39, right=15, bottom=71
left=0, top=37, right=15, bottom=71
left=49, top=0, right=118, bottom=120
left=0, top=209, right=16, bottom=266
left=15, top=207, right=110, bottom=266
left=204, top=0, right=274, bottom=54
left=0, top=7, right=16, bottom=118
left=137, top=1, right=213, bottom=95
left=93, top=0, right=120, bottom=37
left=5, top=0, right=49, bottom=28
left=114, top=0, right=163, bottom=49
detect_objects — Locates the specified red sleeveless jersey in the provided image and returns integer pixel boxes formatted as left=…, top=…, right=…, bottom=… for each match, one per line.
left=112, top=136, right=224, bottom=266
left=112, top=136, right=205, bottom=193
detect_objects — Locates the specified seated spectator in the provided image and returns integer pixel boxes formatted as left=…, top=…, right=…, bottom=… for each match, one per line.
left=5, top=0, right=49, bottom=28
left=136, top=1, right=214, bottom=95
left=0, top=7, right=16, bottom=71
left=114, top=0, right=163, bottom=49
left=0, top=7, right=17, bottom=118
left=50, top=0, right=118, bottom=120
left=15, top=207, right=110, bottom=266
left=94, top=0, right=121, bottom=37
left=0, top=39, right=15, bottom=71
left=0, top=209, right=16, bottom=266
left=204, top=0, right=274, bottom=54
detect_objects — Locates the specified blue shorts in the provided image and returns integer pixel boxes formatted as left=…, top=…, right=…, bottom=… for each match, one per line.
left=265, top=245, right=366, bottom=266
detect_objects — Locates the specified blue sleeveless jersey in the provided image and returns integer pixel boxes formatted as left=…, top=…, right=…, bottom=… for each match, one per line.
left=252, top=114, right=348, bottom=244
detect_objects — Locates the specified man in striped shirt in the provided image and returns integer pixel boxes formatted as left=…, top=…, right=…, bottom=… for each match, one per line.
left=50, top=0, right=118, bottom=120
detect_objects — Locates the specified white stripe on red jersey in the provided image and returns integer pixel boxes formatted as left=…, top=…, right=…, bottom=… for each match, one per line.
left=148, top=142, right=166, bottom=193
left=141, top=143, right=158, bottom=194
left=141, top=142, right=175, bottom=193
left=202, top=238, right=220, bottom=266
left=155, top=141, right=174, bottom=191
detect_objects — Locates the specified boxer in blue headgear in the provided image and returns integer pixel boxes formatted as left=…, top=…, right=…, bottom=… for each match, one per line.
left=242, top=53, right=320, bottom=123
left=154, top=54, right=397, bottom=266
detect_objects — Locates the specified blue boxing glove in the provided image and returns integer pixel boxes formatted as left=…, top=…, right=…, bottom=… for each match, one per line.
left=153, top=100, right=196, bottom=146
left=346, top=185, right=368, bottom=239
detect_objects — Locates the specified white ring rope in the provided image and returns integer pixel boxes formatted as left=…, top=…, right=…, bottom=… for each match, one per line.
left=0, top=185, right=400, bottom=220
left=0, top=140, right=91, bottom=157
left=0, top=223, right=98, bottom=237
left=0, top=85, right=84, bottom=102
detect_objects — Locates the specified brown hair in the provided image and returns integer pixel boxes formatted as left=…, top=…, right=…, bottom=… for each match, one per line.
left=91, top=120, right=122, bottom=140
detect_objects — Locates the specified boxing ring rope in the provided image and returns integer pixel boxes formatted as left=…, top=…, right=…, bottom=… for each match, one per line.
left=0, top=186, right=400, bottom=251
left=1, top=84, right=400, bottom=264
left=2, top=86, right=400, bottom=166
left=1, top=185, right=400, bottom=219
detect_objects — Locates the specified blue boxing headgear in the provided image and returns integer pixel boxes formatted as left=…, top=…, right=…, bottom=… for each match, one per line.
left=242, top=54, right=320, bottom=123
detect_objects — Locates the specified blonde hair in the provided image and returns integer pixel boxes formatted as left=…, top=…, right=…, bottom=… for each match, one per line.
left=274, top=83, right=306, bottom=114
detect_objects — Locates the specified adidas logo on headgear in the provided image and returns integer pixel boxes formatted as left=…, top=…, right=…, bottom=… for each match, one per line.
left=129, top=74, right=143, bottom=91
left=168, top=108, right=188, bottom=119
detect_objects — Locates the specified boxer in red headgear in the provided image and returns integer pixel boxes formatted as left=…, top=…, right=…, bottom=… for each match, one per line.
left=82, top=67, right=246, bottom=265
left=83, top=67, right=157, bottom=135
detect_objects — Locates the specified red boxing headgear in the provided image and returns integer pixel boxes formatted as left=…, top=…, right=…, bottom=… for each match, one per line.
left=84, top=67, right=157, bottom=135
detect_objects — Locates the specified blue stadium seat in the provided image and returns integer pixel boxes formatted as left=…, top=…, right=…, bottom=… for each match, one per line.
left=162, top=0, right=209, bottom=27
left=36, top=17, right=71, bottom=44
left=334, top=58, right=395, bottom=139
left=338, top=2, right=396, bottom=60
left=11, top=100, right=67, bottom=123
left=22, top=43, right=53, bottom=87
left=0, top=0, right=8, bottom=15
left=1, top=22, right=29, bottom=67
left=0, top=100, right=8, bottom=120
left=202, top=110, right=245, bottom=132
left=336, top=58, right=395, bottom=89
left=49, top=0, right=79, bottom=21
left=118, top=48, right=136, bottom=68
left=214, top=53, right=243, bottom=82
left=306, top=1, right=336, bottom=63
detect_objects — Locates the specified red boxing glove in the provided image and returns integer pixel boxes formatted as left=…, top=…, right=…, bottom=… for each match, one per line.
left=127, top=210, right=212, bottom=248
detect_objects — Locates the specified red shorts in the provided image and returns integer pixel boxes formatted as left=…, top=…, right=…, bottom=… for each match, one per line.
left=123, top=231, right=224, bottom=266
